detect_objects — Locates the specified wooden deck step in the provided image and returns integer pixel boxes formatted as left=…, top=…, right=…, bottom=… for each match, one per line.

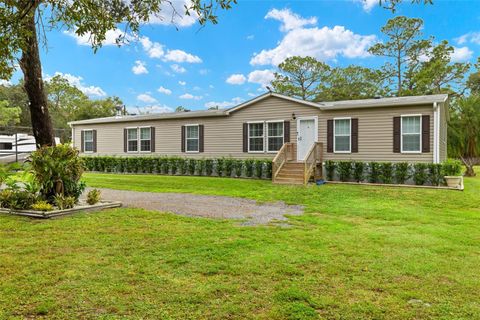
left=273, top=162, right=305, bottom=185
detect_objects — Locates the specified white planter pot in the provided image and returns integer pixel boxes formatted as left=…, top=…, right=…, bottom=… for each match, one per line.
left=444, top=176, right=463, bottom=189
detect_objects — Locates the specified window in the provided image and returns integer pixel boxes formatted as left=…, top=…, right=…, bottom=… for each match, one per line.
left=401, top=115, right=421, bottom=152
left=248, top=122, right=264, bottom=152
left=334, top=118, right=351, bottom=153
left=84, top=130, right=94, bottom=152
left=140, top=127, right=151, bottom=152
left=267, top=121, right=284, bottom=152
left=127, top=128, right=138, bottom=152
left=186, top=125, right=199, bottom=152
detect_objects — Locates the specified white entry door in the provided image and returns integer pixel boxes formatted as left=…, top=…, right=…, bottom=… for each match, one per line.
left=297, top=117, right=317, bottom=161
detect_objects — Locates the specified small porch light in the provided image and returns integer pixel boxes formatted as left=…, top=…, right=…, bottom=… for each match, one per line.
left=292, top=112, right=296, bottom=120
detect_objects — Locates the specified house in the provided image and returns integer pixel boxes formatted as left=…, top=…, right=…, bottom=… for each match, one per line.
left=69, top=92, right=449, bottom=184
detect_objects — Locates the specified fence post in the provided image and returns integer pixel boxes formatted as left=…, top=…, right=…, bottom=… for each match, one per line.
left=15, top=133, right=18, bottom=163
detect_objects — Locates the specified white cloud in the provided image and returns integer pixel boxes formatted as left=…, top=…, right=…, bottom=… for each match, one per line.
left=455, top=32, right=480, bottom=45
left=45, top=72, right=106, bottom=97
left=179, top=81, right=186, bottom=86
left=199, top=69, right=209, bottom=75
left=164, top=49, right=202, bottom=63
left=209, top=84, right=214, bottom=89
left=251, top=9, right=376, bottom=66
left=148, top=0, right=198, bottom=27
left=132, top=60, right=148, bottom=75
left=137, top=93, right=157, bottom=104
left=179, top=93, right=202, bottom=100
left=204, top=97, right=244, bottom=109
left=140, top=36, right=165, bottom=58
left=352, top=0, right=378, bottom=12
left=248, top=92, right=256, bottom=97
left=136, top=104, right=174, bottom=114
left=157, top=86, right=172, bottom=95
left=226, top=73, right=246, bottom=85
left=0, top=79, right=11, bottom=86
left=64, top=28, right=132, bottom=46
left=246, top=35, right=255, bottom=40
left=265, top=8, right=317, bottom=32
left=170, top=64, right=187, bottom=73
left=451, top=46, right=473, bottom=62
left=248, top=70, right=275, bottom=87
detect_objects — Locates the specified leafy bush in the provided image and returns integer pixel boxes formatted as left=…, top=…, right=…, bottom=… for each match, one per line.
left=413, top=163, right=428, bottom=185
left=224, top=158, right=234, bottom=177
left=337, top=161, right=352, bottom=182
left=394, top=162, right=410, bottom=184
left=244, top=159, right=254, bottom=178
left=216, top=158, right=225, bottom=177
left=254, top=160, right=263, bottom=179
left=428, top=163, right=443, bottom=186
left=442, top=159, right=462, bottom=176
left=352, top=161, right=365, bottom=182
left=368, top=162, right=381, bottom=183
left=196, top=159, right=206, bottom=176
left=177, top=158, right=186, bottom=175
left=86, top=189, right=101, bottom=205
left=31, top=200, right=54, bottom=212
left=324, top=160, right=336, bottom=181
left=0, top=189, right=37, bottom=210
left=54, top=195, right=76, bottom=210
left=29, top=144, right=85, bottom=202
left=380, top=162, right=394, bottom=184
left=169, top=158, right=178, bottom=175
left=187, top=159, right=196, bottom=175
left=234, top=160, right=243, bottom=177
left=264, top=161, right=273, bottom=179
left=205, top=159, right=214, bottom=176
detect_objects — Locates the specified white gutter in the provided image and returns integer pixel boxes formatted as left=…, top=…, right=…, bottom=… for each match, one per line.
left=433, top=102, right=439, bottom=164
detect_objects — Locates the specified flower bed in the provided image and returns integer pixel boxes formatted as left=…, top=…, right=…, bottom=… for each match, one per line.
left=82, top=156, right=273, bottom=179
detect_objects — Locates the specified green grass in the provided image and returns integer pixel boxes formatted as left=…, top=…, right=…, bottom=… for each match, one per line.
left=1, top=172, right=480, bottom=319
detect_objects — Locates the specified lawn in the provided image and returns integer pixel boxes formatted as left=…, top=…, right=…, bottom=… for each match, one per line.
left=1, top=173, right=479, bottom=319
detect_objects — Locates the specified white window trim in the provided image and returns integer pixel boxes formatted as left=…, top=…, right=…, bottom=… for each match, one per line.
left=266, top=120, right=285, bottom=153
left=400, top=114, right=422, bottom=154
left=139, top=126, right=152, bottom=153
left=185, top=124, right=200, bottom=153
left=83, top=129, right=94, bottom=154
left=247, top=121, right=265, bottom=153
left=333, top=117, right=351, bottom=154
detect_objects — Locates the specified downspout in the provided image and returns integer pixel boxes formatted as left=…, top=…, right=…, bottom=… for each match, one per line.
left=433, top=102, right=439, bottom=164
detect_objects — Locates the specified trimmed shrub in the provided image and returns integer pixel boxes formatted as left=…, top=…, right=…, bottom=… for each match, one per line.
left=413, top=163, right=428, bottom=185
left=428, top=163, right=443, bottom=186
left=324, top=160, right=336, bottom=181
left=442, top=159, right=462, bottom=176
left=169, top=158, right=178, bottom=175
left=86, top=189, right=101, bottom=205
left=196, top=159, right=206, bottom=176
left=224, top=158, right=234, bottom=177
left=205, top=159, right=214, bottom=176
left=31, top=200, right=54, bottom=212
left=177, top=158, right=186, bottom=175
left=244, top=159, right=254, bottom=177
left=234, top=160, right=243, bottom=177
left=264, top=161, right=273, bottom=179
left=0, top=189, right=37, bottom=210
left=54, top=195, right=76, bottom=210
left=187, top=159, right=196, bottom=175
left=368, top=162, right=381, bottom=183
left=337, top=161, right=352, bottom=182
left=216, top=158, right=225, bottom=177
left=352, top=161, right=365, bottom=182
left=394, top=162, right=410, bottom=184
left=380, top=162, right=394, bottom=184
left=254, top=160, right=263, bottom=179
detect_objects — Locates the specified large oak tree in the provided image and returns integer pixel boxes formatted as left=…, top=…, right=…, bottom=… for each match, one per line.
left=0, top=0, right=235, bottom=147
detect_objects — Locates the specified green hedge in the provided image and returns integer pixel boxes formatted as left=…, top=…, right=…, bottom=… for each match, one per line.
left=323, top=159, right=462, bottom=186
left=82, top=156, right=273, bottom=179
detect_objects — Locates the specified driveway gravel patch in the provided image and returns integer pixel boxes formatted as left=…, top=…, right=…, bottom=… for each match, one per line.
left=88, top=188, right=304, bottom=225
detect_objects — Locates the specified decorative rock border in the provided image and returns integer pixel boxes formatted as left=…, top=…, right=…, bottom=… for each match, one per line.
left=0, top=201, right=122, bottom=219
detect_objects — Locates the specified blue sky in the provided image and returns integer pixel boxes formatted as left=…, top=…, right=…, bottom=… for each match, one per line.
left=6, top=0, right=480, bottom=113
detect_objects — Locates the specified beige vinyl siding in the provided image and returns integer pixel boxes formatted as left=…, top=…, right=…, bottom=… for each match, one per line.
left=72, top=96, right=437, bottom=163
left=320, top=104, right=434, bottom=163
left=73, top=96, right=318, bottom=159
left=439, top=102, right=448, bottom=162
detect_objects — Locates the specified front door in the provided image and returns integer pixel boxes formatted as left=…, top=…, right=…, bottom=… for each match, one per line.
left=297, top=117, right=317, bottom=161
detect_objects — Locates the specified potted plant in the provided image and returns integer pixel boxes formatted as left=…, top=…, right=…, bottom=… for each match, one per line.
left=442, top=159, right=463, bottom=189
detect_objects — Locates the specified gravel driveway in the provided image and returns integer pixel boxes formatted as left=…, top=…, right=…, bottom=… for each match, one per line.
left=87, top=188, right=304, bottom=226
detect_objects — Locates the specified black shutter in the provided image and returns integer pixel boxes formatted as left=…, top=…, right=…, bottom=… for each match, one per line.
left=393, top=117, right=401, bottom=153
left=92, top=130, right=97, bottom=153
left=81, top=130, right=85, bottom=153
left=351, top=119, right=358, bottom=153
left=327, top=120, right=333, bottom=153
left=123, top=129, right=127, bottom=153
left=199, top=125, right=204, bottom=153
left=151, top=127, right=155, bottom=152
left=284, top=121, right=290, bottom=143
left=422, top=115, right=430, bottom=153
left=243, top=123, right=248, bottom=152
left=181, top=126, right=185, bottom=152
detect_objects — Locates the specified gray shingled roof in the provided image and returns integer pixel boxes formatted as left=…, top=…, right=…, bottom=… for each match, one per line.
left=69, top=92, right=448, bottom=126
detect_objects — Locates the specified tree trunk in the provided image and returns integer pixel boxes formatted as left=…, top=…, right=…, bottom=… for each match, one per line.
left=19, top=9, right=55, bottom=148
left=464, top=164, right=476, bottom=177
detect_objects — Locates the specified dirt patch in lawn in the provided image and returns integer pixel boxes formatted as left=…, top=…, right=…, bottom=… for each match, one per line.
left=90, top=188, right=303, bottom=226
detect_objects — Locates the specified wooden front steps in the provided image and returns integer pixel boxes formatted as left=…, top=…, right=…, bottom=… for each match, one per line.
left=273, top=162, right=305, bottom=185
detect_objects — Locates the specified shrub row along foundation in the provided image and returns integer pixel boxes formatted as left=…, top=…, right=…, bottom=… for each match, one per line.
left=83, top=156, right=273, bottom=179
left=323, top=159, right=462, bottom=186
